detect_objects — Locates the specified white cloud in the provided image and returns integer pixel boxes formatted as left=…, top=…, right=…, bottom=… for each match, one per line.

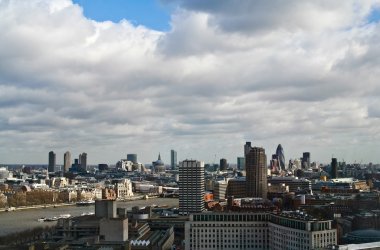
left=0, top=0, right=380, bottom=164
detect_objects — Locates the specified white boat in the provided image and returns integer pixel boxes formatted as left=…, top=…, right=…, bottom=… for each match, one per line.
left=59, top=214, right=71, bottom=219
left=76, top=200, right=95, bottom=206
left=44, top=216, right=58, bottom=221
left=5, top=207, right=15, bottom=212
left=37, top=217, right=46, bottom=222
left=81, top=212, right=95, bottom=216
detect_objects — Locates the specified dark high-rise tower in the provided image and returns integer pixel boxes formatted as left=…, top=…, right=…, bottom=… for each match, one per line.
left=302, top=152, right=310, bottom=169
left=276, top=144, right=285, bottom=170
left=245, top=142, right=267, bottom=199
left=79, top=152, right=87, bottom=172
left=220, top=158, right=227, bottom=171
left=48, top=151, right=56, bottom=173
left=331, top=158, right=338, bottom=179
left=127, top=154, right=137, bottom=163
left=170, top=150, right=177, bottom=170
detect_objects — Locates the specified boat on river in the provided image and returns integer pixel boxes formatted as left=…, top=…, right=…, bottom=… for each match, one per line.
left=38, top=214, right=71, bottom=222
left=76, top=200, right=95, bottom=206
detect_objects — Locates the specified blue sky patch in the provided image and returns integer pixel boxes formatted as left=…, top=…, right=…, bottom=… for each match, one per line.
left=72, top=0, right=173, bottom=31
left=367, top=7, right=380, bottom=23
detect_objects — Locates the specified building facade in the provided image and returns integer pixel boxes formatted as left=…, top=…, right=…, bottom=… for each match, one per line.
left=226, top=178, right=247, bottom=198
left=63, top=151, right=71, bottom=173
left=185, top=213, right=270, bottom=250
left=179, top=160, right=205, bottom=215
left=302, top=152, right=311, bottom=169
left=220, top=158, right=228, bottom=171
left=269, top=212, right=337, bottom=250
left=127, top=154, right=137, bottom=163
left=214, top=180, right=228, bottom=201
left=48, top=151, right=56, bottom=173
left=185, top=212, right=337, bottom=250
left=245, top=142, right=267, bottom=199
left=171, top=150, right=177, bottom=170
left=276, top=144, right=286, bottom=171
left=79, top=152, right=87, bottom=172
left=268, top=176, right=311, bottom=193
left=237, top=157, right=245, bottom=170
left=331, top=158, right=338, bottom=179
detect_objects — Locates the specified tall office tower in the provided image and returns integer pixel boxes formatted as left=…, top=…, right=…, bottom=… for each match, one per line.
left=127, top=154, right=137, bottom=163
left=245, top=142, right=267, bottom=199
left=276, top=144, right=286, bottom=170
left=270, top=154, right=279, bottom=172
left=219, top=158, right=228, bottom=171
left=179, top=160, right=205, bottom=215
left=79, top=152, right=87, bottom=171
left=331, top=158, right=338, bottom=179
left=302, top=152, right=310, bottom=169
left=237, top=157, right=245, bottom=170
left=170, top=150, right=177, bottom=170
left=63, top=151, right=71, bottom=173
left=48, top=151, right=56, bottom=173
left=244, top=141, right=252, bottom=155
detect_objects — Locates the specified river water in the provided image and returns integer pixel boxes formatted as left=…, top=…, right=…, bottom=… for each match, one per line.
left=0, top=198, right=179, bottom=236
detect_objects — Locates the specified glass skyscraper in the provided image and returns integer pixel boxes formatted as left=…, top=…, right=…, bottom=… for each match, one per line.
left=170, top=149, right=177, bottom=170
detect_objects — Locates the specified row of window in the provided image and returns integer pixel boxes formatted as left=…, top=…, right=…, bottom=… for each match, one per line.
left=190, top=223, right=267, bottom=227
left=192, top=214, right=269, bottom=222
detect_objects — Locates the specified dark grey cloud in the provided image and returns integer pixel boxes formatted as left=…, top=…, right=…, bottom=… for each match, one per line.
left=163, top=0, right=374, bottom=33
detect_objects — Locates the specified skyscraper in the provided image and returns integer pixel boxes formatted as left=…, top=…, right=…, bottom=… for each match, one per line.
left=179, top=160, right=205, bottom=215
left=276, top=144, right=285, bottom=170
left=63, top=151, right=71, bottom=173
left=302, top=152, right=310, bottom=169
left=270, top=154, right=279, bottom=172
left=79, top=152, right=87, bottom=172
left=245, top=142, right=267, bottom=199
left=331, top=158, right=338, bottom=179
left=127, top=154, right=137, bottom=163
left=170, top=150, right=177, bottom=170
left=219, top=158, right=227, bottom=171
left=237, top=157, right=245, bottom=170
left=48, top=151, right=56, bottom=173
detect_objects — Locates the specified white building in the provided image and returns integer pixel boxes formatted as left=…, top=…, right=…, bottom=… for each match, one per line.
left=179, top=160, right=205, bottom=215
left=269, top=211, right=337, bottom=250
left=184, top=211, right=337, bottom=250
left=116, top=160, right=133, bottom=171
left=51, top=177, right=68, bottom=188
left=0, top=167, right=10, bottom=180
left=185, top=213, right=270, bottom=250
left=214, top=180, right=228, bottom=201
left=114, top=179, right=133, bottom=199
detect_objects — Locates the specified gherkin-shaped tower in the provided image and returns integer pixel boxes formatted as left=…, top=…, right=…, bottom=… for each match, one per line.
left=276, top=144, right=286, bottom=170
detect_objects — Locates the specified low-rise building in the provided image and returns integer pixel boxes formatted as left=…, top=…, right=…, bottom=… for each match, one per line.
left=185, top=212, right=270, bottom=250
left=226, top=177, right=246, bottom=198
left=184, top=211, right=337, bottom=250
left=214, top=180, right=228, bottom=201
left=269, top=211, right=337, bottom=250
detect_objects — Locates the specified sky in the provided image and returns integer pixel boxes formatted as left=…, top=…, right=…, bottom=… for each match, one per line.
left=1, top=0, right=380, bottom=165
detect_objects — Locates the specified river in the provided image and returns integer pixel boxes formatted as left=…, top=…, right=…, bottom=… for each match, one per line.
left=0, top=198, right=179, bottom=236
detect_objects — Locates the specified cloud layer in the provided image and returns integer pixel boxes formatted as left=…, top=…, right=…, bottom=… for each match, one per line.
left=1, top=0, right=380, bottom=164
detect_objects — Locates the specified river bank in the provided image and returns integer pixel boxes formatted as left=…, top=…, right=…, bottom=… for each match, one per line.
left=0, top=197, right=178, bottom=236
left=0, top=194, right=149, bottom=213
left=0, top=203, right=75, bottom=213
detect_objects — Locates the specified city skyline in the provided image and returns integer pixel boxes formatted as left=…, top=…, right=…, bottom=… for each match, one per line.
left=1, top=1, right=380, bottom=164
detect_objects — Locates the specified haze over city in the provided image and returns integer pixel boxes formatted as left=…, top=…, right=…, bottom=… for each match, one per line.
left=1, top=0, right=380, bottom=164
